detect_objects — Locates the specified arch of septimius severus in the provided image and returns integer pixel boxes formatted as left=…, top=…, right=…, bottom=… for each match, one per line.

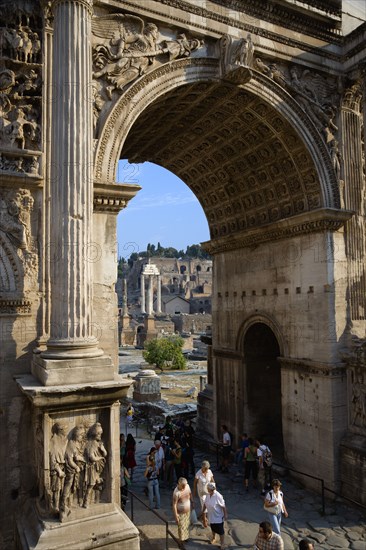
left=1, top=0, right=366, bottom=547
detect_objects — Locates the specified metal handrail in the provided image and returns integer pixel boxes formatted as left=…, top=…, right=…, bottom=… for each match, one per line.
left=126, top=489, right=182, bottom=550
left=272, top=461, right=366, bottom=515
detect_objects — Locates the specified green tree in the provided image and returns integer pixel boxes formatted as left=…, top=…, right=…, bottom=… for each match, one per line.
left=143, top=336, right=186, bottom=371
left=117, top=257, right=128, bottom=278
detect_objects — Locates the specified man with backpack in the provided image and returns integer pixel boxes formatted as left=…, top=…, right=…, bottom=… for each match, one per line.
left=257, top=438, right=272, bottom=495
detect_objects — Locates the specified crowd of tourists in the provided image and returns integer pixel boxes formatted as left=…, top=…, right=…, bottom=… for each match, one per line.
left=119, top=414, right=314, bottom=550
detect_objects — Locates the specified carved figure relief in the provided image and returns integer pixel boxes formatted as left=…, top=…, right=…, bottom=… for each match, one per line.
left=59, top=424, right=86, bottom=522
left=254, top=58, right=340, bottom=152
left=351, top=373, right=366, bottom=429
left=83, top=422, right=107, bottom=508
left=219, top=33, right=254, bottom=79
left=0, top=10, right=42, bottom=165
left=45, top=421, right=109, bottom=521
left=0, top=188, right=33, bottom=250
left=92, top=14, right=202, bottom=101
left=0, top=187, right=37, bottom=301
left=49, top=422, right=68, bottom=512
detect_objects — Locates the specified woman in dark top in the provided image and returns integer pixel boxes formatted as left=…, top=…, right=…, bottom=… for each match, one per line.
left=244, top=437, right=258, bottom=491
left=123, top=433, right=137, bottom=478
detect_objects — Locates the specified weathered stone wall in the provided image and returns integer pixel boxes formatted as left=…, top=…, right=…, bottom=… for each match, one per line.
left=172, top=313, right=212, bottom=334
left=93, top=212, right=119, bottom=368
left=212, top=230, right=349, bottom=487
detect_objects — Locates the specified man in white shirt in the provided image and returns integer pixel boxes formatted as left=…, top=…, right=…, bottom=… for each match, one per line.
left=154, top=440, right=165, bottom=480
left=202, top=482, right=228, bottom=549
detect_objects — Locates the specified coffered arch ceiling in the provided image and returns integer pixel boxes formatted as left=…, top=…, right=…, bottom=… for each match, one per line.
left=121, top=80, right=332, bottom=241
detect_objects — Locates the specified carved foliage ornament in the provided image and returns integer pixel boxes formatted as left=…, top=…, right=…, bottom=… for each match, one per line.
left=91, top=13, right=203, bottom=106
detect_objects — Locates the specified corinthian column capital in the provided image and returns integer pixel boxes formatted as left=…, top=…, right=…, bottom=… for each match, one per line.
left=52, top=0, right=93, bottom=12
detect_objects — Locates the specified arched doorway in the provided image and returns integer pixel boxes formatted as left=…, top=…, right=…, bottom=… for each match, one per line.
left=244, top=323, right=283, bottom=453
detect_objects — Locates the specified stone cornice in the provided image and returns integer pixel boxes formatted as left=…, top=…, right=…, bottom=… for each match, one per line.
left=203, top=208, right=353, bottom=255
left=294, top=0, right=341, bottom=16
left=0, top=299, right=31, bottom=315
left=109, top=0, right=342, bottom=62
left=207, top=0, right=342, bottom=37
left=213, top=347, right=243, bottom=360
left=279, top=356, right=346, bottom=377
left=93, top=181, right=141, bottom=213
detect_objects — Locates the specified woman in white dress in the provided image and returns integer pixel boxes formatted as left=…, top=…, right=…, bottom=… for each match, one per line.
left=193, top=460, right=214, bottom=512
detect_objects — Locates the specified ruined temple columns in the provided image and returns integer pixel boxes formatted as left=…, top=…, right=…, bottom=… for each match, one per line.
left=146, top=274, right=152, bottom=315
left=156, top=274, right=162, bottom=313
left=140, top=273, right=146, bottom=313
left=141, top=263, right=161, bottom=315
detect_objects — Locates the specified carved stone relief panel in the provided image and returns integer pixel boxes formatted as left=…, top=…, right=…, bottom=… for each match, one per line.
left=254, top=57, right=341, bottom=157
left=342, top=337, right=366, bottom=435
left=0, top=7, right=42, bottom=176
left=0, top=187, right=38, bottom=307
left=42, top=412, right=110, bottom=522
left=91, top=11, right=203, bottom=136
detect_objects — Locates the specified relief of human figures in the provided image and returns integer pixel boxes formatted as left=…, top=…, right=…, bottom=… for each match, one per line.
left=83, top=422, right=108, bottom=508
left=59, top=424, right=86, bottom=522
left=92, top=14, right=202, bottom=99
left=48, top=421, right=108, bottom=521
left=49, top=422, right=68, bottom=512
left=1, top=25, right=41, bottom=63
left=254, top=58, right=340, bottom=151
left=351, top=371, right=366, bottom=430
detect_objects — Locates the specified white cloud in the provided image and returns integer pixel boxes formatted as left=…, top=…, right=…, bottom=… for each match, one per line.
left=127, top=192, right=197, bottom=211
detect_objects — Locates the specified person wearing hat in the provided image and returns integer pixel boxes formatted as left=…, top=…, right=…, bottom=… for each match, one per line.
left=144, top=447, right=160, bottom=509
left=202, top=482, right=228, bottom=550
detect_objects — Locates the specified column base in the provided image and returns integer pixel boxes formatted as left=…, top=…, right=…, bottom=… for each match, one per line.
left=16, top=500, right=139, bottom=550
left=31, top=353, right=117, bottom=386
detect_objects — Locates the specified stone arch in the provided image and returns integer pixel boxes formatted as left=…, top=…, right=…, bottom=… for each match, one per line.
left=236, top=312, right=287, bottom=357
left=237, top=314, right=285, bottom=450
left=95, top=57, right=339, bottom=229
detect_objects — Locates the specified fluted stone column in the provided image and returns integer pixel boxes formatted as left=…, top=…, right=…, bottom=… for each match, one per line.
left=43, top=0, right=100, bottom=359
left=156, top=274, right=162, bottom=313
left=340, top=82, right=366, bottom=323
left=147, top=275, right=153, bottom=315
left=141, top=273, right=146, bottom=313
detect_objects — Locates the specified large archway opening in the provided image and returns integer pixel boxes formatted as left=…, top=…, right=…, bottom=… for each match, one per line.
left=97, top=62, right=336, bottom=450
left=244, top=323, right=283, bottom=453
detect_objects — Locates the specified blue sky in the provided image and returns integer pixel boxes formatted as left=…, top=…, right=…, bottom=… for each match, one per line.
left=116, top=161, right=209, bottom=259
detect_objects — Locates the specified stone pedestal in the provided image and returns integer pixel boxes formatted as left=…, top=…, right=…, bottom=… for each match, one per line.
left=15, top=375, right=139, bottom=549
left=133, top=369, right=161, bottom=402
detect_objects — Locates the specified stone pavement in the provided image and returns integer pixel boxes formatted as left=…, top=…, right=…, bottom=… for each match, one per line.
left=123, top=437, right=366, bottom=550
